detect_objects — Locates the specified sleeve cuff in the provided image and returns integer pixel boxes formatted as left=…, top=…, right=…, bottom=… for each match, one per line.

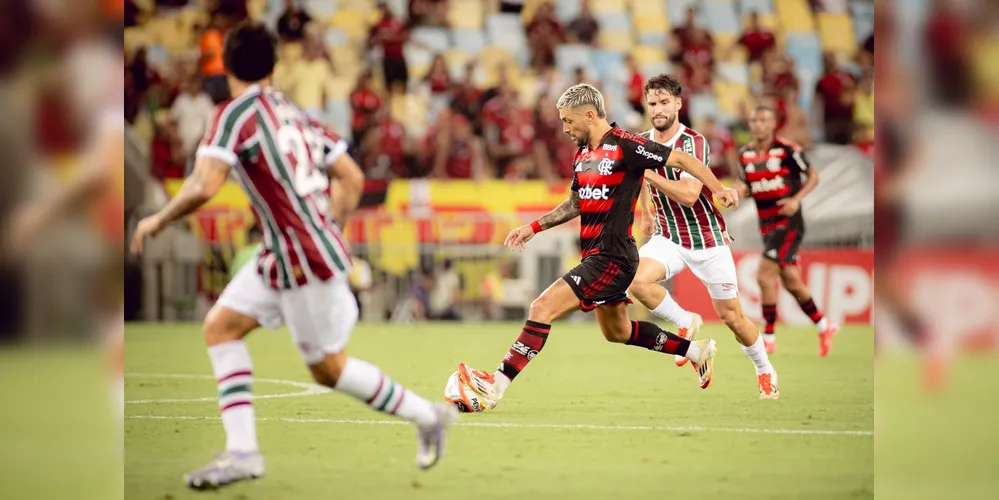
left=196, top=145, right=239, bottom=166
left=324, top=140, right=349, bottom=166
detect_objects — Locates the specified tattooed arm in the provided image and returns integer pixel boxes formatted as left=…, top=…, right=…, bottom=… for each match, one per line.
left=537, top=190, right=581, bottom=230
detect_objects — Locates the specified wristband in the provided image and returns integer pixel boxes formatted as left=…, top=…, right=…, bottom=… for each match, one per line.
left=530, top=220, right=543, bottom=233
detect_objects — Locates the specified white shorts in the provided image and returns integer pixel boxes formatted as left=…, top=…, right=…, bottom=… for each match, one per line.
left=217, top=264, right=359, bottom=364
left=638, top=236, right=739, bottom=300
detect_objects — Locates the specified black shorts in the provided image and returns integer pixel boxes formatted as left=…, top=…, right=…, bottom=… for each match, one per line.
left=763, top=228, right=804, bottom=268
left=562, top=256, right=636, bottom=312
left=383, top=57, right=409, bottom=89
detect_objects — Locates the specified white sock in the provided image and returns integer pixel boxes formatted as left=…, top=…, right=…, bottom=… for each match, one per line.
left=208, top=341, right=259, bottom=452
left=740, top=334, right=775, bottom=375
left=684, top=340, right=702, bottom=361
left=336, top=357, right=436, bottom=428
left=762, top=333, right=776, bottom=343
left=651, top=291, right=693, bottom=329
left=492, top=370, right=512, bottom=397
left=816, top=317, right=829, bottom=332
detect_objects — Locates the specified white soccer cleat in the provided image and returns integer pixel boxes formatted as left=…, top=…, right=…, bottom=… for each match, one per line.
left=416, top=403, right=460, bottom=470
left=184, top=450, right=265, bottom=490
left=675, top=313, right=703, bottom=367
left=455, top=363, right=500, bottom=411
left=758, top=371, right=780, bottom=400
left=689, top=339, right=717, bottom=389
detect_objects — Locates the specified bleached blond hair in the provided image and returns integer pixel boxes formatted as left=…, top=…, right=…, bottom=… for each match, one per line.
left=556, top=83, right=606, bottom=118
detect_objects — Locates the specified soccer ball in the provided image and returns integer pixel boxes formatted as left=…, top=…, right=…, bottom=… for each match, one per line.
left=444, top=370, right=488, bottom=413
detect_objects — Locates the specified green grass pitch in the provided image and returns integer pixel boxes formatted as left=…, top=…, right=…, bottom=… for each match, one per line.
left=126, top=322, right=873, bottom=499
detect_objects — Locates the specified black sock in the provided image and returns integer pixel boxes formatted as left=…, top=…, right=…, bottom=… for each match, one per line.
left=625, top=321, right=690, bottom=356
left=762, top=304, right=777, bottom=335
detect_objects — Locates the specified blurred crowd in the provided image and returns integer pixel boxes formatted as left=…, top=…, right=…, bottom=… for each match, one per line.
left=124, top=0, right=875, bottom=185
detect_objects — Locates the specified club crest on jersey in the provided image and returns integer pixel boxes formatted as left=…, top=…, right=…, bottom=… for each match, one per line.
left=598, top=158, right=614, bottom=175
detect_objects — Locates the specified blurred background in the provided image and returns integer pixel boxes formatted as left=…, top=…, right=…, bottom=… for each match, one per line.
left=121, top=0, right=878, bottom=330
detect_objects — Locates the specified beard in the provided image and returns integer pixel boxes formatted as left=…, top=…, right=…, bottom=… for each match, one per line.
left=652, top=114, right=676, bottom=132
left=573, top=130, right=589, bottom=147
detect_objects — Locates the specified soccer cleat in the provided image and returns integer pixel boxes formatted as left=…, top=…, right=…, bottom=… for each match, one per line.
left=416, top=402, right=460, bottom=469
left=184, top=450, right=265, bottom=490
left=456, top=363, right=500, bottom=410
left=689, top=339, right=717, bottom=389
left=758, top=372, right=779, bottom=400
left=675, top=313, right=703, bottom=367
left=818, top=322, right=840, bottom=357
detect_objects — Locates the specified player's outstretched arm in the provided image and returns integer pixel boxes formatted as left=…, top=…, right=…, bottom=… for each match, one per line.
left=665, top=149, right=739, bottom=208
left=131, top=157, right=230, bottom=253
left=642, top=170, right=700, bottom=207
left=329, top=153, right=365, bottom=227
left=504, top=190, right=580, bottom=252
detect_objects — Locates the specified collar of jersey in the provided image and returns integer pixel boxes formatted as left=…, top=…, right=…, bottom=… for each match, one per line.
left=644, top=123, right=687, bottom=147
left=240, top=84, right=263, bottom=97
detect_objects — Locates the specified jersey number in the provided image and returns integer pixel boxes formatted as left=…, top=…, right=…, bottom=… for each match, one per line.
left=277, top=125, right=329, bottom=196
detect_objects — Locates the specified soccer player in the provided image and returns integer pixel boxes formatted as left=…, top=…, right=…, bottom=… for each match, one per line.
left=629, top=75, right=779, bottom=399
left=456, top=84, right=740, bottom=411
left=130, top=23, right=457, bottom=490
left=735, top=106, right=840, bottom=356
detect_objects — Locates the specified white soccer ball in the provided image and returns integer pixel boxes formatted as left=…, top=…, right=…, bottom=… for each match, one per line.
left=444, top=370, right=488, bottom=413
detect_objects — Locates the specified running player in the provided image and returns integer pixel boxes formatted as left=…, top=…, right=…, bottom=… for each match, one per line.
left=130, top=23, right=457, bottom=490
left=455, top=84, right=740, bottom=411
left=629, top=74, right=779, bottom=399
left=735, top=106, right=839, bottom=356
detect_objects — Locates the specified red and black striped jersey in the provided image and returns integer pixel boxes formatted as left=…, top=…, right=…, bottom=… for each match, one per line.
left=737, top=137, right=809, bottom=235
left=571, top=123, right=674, bottom=263
left=197, top=84, right=352, bottom=290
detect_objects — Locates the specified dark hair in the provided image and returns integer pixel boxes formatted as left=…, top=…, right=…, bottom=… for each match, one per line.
left=754, top=105, right=777, bottom=116
left=223, top=21, right=278, bottom=83
left=644, top=74, right=683, bottom=98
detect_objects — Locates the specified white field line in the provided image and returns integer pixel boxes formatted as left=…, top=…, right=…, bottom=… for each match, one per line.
left=126, top=414, right=873, bottom=437
left=125, top=372, right=331, bottom=404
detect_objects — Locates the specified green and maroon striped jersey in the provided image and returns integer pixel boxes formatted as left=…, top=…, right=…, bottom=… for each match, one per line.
left=638, top=124, right=731, bottom=250
left=197, top=84, right=352, bottom=289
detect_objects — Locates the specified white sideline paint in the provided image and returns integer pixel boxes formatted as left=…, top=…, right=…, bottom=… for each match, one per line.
left=126, top=414, right=873, bottom=437
left=125, top=372, right=332, bottom=404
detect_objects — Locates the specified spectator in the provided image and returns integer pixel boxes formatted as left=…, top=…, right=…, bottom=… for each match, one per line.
left=156, top=0, right=189, bottom=12
left=276, top=0, right=312, bottom=42
left=483, top=84, right=534, bottom=178
left=526, top=2, right=564, bottom=71
left=450, top=62, right=483, bottom=129
left=211, top=0, right=247, bottom=23
left=229, top=224, right=263, bottom=282
left=764, top=54, right=798, bottom=96
left=534, top=63, right=569, bottom=107
left=360, top=105, right=410, bottom=179
left=428, top=259, right=462, bottom=321
left=423, top=53, right=452, bottom=121
left=286, top=29, right=334, bottom=117
left=700, top=117, right=739, bottom=180
left=349, top=70, right=382, bottom=148
left=673, top=6, right=713, bottom=59
left=199, top=14, right=229, bottom=103
left=429, top=108, right=483, bottom=180
left=409, top=0, right=449, bottom=28
left=815, top=52, right=856, bottom=144
left=567, top=0, right=599, bottom=46
left=625, top=55, right=645, bottom=116
left=368, top=2, right=409, bottom=93
left=532, top=98, right=577, bottom=182
left=150, top=110, right=186, bottom=179
left=169, top=75, right=215, bottom=161
left=499, top=0, right=525, bottom=15
left=778, top=87, right=813, bottom=150
left=736, top=11, right=776, bottom=63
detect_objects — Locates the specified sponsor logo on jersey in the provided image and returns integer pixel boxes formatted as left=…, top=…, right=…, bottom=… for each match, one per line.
left=766, top=249, right=778, bottom=258
left=682, top=137, right=695, bottom=156
left=602, top=144, right=618, bottom=151
left=751, top=176, right=785, bottom=193
left=598, top=158, right=614, bottom=175
left=636, top=145, right=663, bottom=162
left=578, top=184, right=611, bottom=200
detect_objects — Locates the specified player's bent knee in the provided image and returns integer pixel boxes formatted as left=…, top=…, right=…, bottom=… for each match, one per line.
left=601, top=324, right=631, bottom=344
left=202, top=307, right=251, bottom=346
left=528, top=296, right=559, bottom=323
left=309, top=351, right=349, bottom=388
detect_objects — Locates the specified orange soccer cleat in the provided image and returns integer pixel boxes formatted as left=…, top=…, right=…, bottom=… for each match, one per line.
left=758, top=372, right=780, bottom=400
left=819, top=322, right=840, bottom=357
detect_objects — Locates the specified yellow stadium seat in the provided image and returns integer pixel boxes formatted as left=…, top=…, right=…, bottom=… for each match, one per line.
left=479, top=46, right=515, bottom=85
left=634, top=15, right=669, bottom=34
left=248, top=0, right=267, bottom=19
left=325, top=76, right=355, bottom=101
left=521, top=0, right=547, bottom=21
left=817, top=13, right=856, bottom=54
left=449, top=0, right=485, bottom=30
left=714, top=81, right=750, bottom=115
left=340, top=0, right=376, bottom=15
left=517, top=75, right=539, bottom=107
left=713, top=32, right=746, bottom=63
left=123, top=27, right=150, bottom=53
left=776, top=0, right=815, bottom=34
left=331, top=10, right=369, bottom=42
left=591, top=0, right=626, bottom=14
left=444, top=49, right=475, bottom=74
left=627, top=0, right=665, bottom=14
left=599, top=30, right=635, bottom=52
left=631, top=45, right=666, bottom=65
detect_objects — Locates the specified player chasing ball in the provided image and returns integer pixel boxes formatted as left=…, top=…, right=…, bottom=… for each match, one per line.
left=628, top=75, right=779, bottom=399
left=131, top=22, right=457, bottom=491
left=734, top=106, right=839, bottom=357
left=454, top=84, right=741, bottom=412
